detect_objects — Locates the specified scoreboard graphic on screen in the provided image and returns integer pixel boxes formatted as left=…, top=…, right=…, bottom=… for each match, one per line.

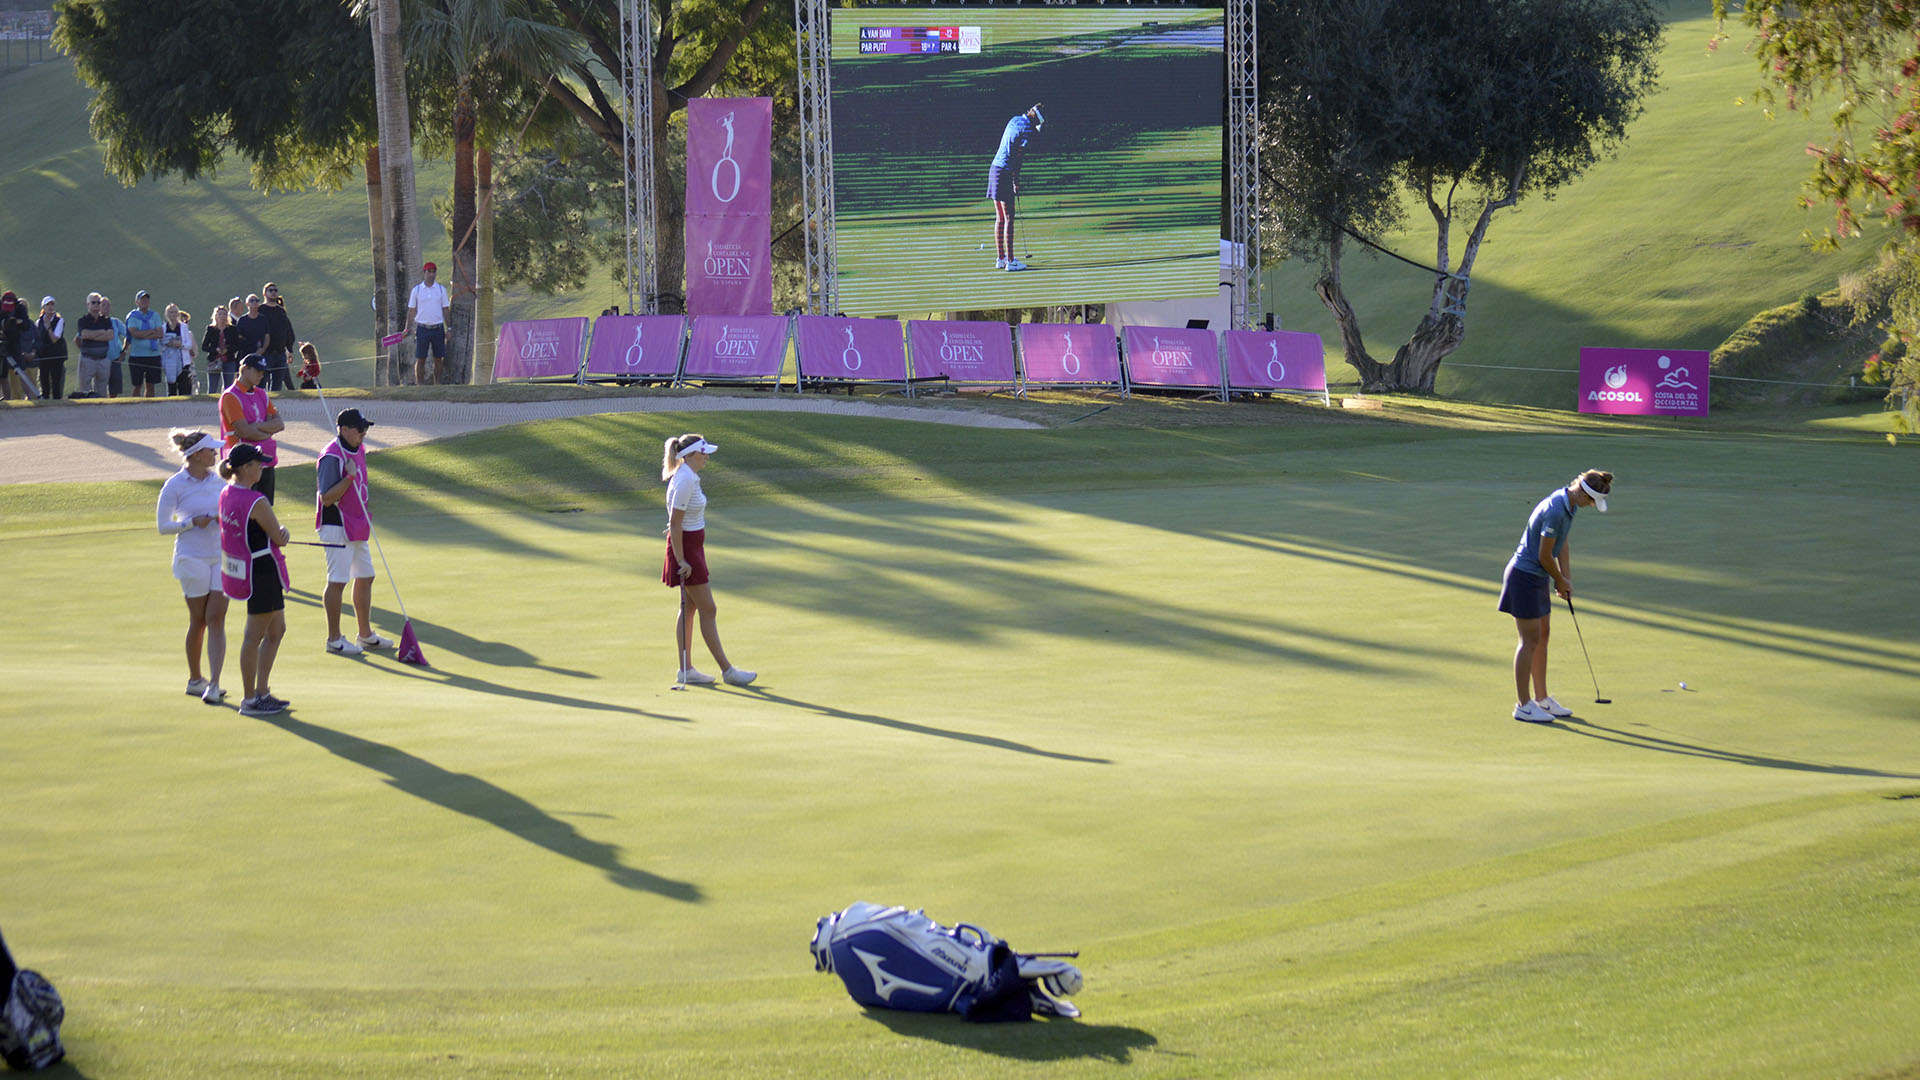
left=857, top=26, right=982, bottom=55
left=829, top=8, right=1224, bottom=315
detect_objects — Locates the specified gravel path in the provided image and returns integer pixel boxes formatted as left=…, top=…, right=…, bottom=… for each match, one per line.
left=0, top=395, right=1040, bottom=485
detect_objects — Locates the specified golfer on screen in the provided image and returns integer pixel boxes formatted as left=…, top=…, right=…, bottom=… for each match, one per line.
left=1498, top=469, right=1613, bottom=723
left=662, top=434, right=755, bottom=687
left=987, top=103, right=1044, bottom=272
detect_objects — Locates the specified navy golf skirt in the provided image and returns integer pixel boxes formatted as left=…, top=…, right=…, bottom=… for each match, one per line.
left=987, top=166, right=1013, bottom=204
left=663, top=528, right=709, bottom=587
left=1497, top=562, right=1552, bottom=620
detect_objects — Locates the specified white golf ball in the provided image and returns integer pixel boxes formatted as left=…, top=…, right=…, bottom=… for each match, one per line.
left=1679, top=682, right=1689, bottom=689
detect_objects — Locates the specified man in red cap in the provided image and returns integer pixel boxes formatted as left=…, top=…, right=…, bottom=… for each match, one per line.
left=406, top=261, right=452, bottom=385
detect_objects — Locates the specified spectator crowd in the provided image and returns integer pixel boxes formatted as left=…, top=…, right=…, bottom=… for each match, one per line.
left=1, top=282, right=311, bottom=401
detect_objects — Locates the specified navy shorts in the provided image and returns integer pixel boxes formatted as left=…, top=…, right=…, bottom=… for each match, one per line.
left=128, top=356, right=162, bottom=385
left=247, top=554, right=285, bottom=615
left=415, top=324, right=446, bottom=360
left=1497, top=562, right=1552, bottom=620
left=663, top=528, right=710, bottom=587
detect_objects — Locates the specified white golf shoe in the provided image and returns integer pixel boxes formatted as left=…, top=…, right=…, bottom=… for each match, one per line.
left=1003, top=258, right=1029, bottom=272
left=677, top=668, right=718, bottom=685
left=1513, top=701, right=1557, bottom=724
left=357, top=632, right=395, bottom=649
left=994, top=258, right=1008, bottom=270
left=1534, top=695, right=1574, bottom=718
left=327, top=637, right=365, bottom=656
left=186, top=678, right=209, bottom=696
left=722, top=667, right=757, bottom=686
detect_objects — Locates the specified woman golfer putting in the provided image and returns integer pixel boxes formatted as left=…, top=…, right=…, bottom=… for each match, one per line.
left=661, top=434, right=755, bottom=687
left=218, top=443, right=293, bottom=717
left=156, top=429, right=231, bottom=704
left=1498, top=469, right=1613, bottom=723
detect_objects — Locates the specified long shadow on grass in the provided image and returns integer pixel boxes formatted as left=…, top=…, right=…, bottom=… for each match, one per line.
left=862, top=1009, right=1158, bottom=1063
left=1552, top=718, right=1920, bottom=779
left=727, top=687, right=1109, bottom=764
left=278, top=593, right=597, bottom=678
left=257, top=713, right=704, bottom=901
left=352, top=654, right=676, bottom=719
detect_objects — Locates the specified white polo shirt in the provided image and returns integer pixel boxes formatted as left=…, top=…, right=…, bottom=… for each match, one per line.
left=665, top=466, right=707, bottom=531
left=409, top=281, right=450, bottom=326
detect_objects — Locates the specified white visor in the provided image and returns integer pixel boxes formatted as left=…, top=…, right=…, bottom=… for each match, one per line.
left=1577, top=477, right=1608, bottom=513
left=1032, top=106, right=1045, bottom=129
left=677, top=439, right=718, bottom=460
left=184, top=434, right=222, bottom=459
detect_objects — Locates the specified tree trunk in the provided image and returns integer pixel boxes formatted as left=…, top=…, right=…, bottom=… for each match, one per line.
left=448, top=86, right=477, bottom=384
left=476, top=144, right=495, bottom=383
left=654, top=92, right=686, bottom=313
left=366, top=144, right=388, bottom=387
left=371, top=0, right=421, bottom=386
left=1389, top=305, right=1465, bottom=393
left=1313, top=233, right=1390, bottom=390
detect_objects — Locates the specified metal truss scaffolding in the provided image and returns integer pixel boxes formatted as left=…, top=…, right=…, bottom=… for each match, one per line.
left=796, top=0, right=837, bottom=316
left=621, top=0, right=660, bottom=314
left=795, top=0, right=1259, bottom=325
left=1226, top=0, right=1261, bottom=330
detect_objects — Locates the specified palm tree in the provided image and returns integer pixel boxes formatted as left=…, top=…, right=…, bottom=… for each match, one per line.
left=362, top=0, right=425, bottom=386
left=406, top=0, right=583, bottom=384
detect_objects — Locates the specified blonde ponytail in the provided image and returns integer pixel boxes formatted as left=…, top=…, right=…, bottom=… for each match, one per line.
left=661, top=433, right=705, bottom=481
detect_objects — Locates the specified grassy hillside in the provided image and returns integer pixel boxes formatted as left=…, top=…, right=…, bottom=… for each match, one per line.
left=1263, top=1, right=1889, bottom=407
left=0, top=56, right=624, bottom=387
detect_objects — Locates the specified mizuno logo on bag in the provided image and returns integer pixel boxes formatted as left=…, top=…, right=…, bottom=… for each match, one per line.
left=851, top=947, right=941, bottom=1002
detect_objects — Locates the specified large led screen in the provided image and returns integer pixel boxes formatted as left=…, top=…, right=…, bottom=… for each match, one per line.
left=830, top=9, right=1224, bottom=314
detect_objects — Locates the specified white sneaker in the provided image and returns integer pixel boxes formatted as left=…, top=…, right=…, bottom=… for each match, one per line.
left=1534, top=695, right=1574, bottom=718
left=186, top=678, right=209, bottom=696
left=677, top=668, right=717, bottom=685
left=357, top=632, right=394, bottom=649
left=994, top=258, right=1008, bottom=269
left=201, top=684, right=226, bottom=705
left=1513, top=701, right=1557, bottom=724
left=327, top=637, right=365, bottom=656
left=1003, top=258, right=1028, bottom=272
left=723, top=667, right=757, bottom=686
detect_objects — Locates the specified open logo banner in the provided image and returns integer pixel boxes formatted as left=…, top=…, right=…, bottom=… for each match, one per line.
left=586, top=315, right=686, bottom=378
left=907, top=320, right=1017, bottom=385
left=1224, top=330, right=1327, bottom=391
left=684, top=315, right=789, bottom=380
left=493, top=317, right=587, bottom=381
left=686, top=97, right=773, bottom=317
left=1122, top=325, right=1220, bottom=389
left=796, top=316, right=908, bottom=382
left=1579, top=347, right=1709, bottom=416
left=1018, top=324, right=1121, bottom=386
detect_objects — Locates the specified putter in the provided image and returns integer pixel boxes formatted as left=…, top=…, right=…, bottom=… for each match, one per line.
left=671, top=581, right=690, bottom=690
left=1565, top=596, right=1610, bottom=704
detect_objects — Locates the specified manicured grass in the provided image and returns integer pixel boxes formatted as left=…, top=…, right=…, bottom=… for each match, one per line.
left=5, top=404, right=1917, bottom=1077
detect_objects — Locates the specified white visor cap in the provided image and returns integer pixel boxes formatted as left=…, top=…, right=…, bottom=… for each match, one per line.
left=677, top=439, right=719, bottom=460
left=1577, top=476, right=1608, bottom=513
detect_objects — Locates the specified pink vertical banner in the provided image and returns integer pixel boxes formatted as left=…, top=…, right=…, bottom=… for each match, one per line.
left=1122, top=325, right=1220, bottom=389
left=585, top=315, right=685, bottom=379
left=1579, top=347, right=1709, bottom=416
left=686, top=97, right=772, bottom=316
left=492, top=317, right=587, bottom=381
left=683, top=315, right=789, bottom=381
left=1017, top=323, right=1121, bottom=386
left=796, top=316, right=908, bottom=382
left=906, top=320, right=1017, bottom=385
left=1223, top=330, right=1327, bottom=391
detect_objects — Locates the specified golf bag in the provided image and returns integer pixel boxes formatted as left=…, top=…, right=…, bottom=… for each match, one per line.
left=0, top=930, right=64, bottom=1071
left=810, top=902, right=1082, bottom=1022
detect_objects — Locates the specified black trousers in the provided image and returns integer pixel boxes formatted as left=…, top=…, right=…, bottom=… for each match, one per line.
left=259, top=465, right=276, bottom=504
left=38, top=357, right=64, bottom=399
left=108, top=357, right=123, bottom=397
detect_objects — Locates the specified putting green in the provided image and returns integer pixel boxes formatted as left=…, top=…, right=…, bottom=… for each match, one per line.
left=5, top=403, right=1917, bottom=1078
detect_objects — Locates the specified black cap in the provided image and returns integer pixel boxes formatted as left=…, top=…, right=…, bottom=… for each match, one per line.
left=335, top=408, right=374, bottom=430
left=226, top=443, right=269, bottom=469
left=240, top=353, right=268, bottom=372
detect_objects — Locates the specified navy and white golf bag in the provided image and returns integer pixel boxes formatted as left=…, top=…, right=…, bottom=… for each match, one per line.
left=810, top=902, right=1083, bottom=1022
left=0, top=932, right=64, bottom=1074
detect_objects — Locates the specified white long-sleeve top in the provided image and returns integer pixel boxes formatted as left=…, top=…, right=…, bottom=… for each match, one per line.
left=156, top=468, right=223, bottom=560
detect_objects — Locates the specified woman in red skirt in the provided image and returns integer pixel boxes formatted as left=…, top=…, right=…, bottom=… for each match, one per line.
left=662, top=433, right=755, bottom=686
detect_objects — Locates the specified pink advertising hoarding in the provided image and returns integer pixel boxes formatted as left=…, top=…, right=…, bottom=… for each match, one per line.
left=1223, top=330, right=1328, bottom=392
left=796, top=316, right=907, bottom=382
left=686, top=98, right=773, bottom=317
left=492, top=317, right=587, bottom=381
left=906, top=320, right=1017, bottom=385
left=683, top=315, right=789, bottom=381
left=1017, top=323, right=1121, bottom=386
left=1122, top=325, right=1221, bottom=390
left=1578, top=347, right=1710, bottom=416
left=585, top=315, right=685, bottom=379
